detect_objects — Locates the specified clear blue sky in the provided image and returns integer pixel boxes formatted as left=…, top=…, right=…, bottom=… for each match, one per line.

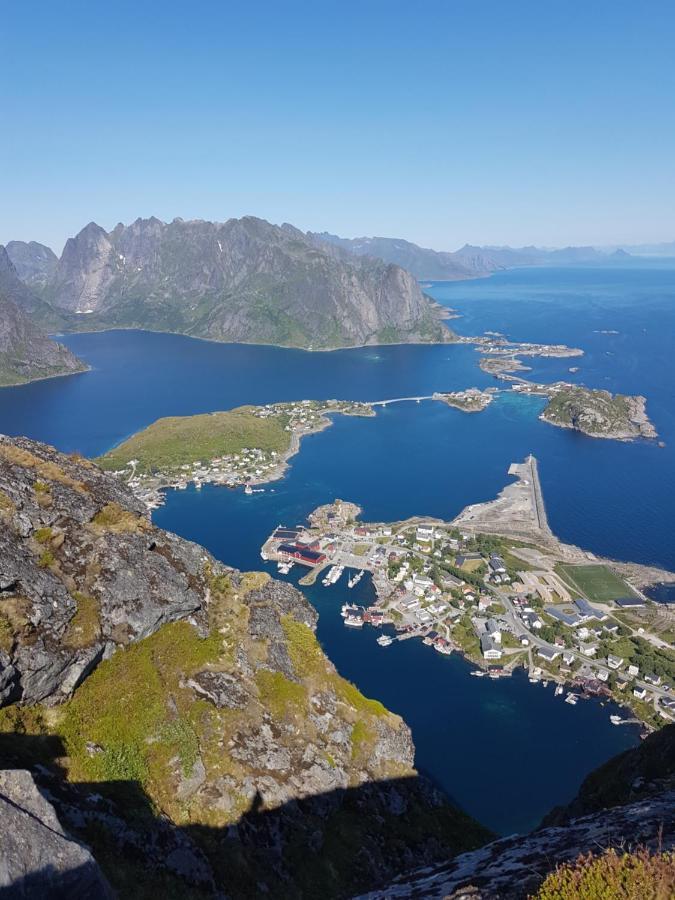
left=2, top=1, right=674, bottom=252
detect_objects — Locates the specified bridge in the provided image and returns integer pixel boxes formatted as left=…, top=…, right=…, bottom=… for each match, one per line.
left=370, top=396, right=435, bottom=407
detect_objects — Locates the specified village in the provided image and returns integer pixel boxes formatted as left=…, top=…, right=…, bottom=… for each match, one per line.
left=261, top=494, right=675, bottom=733
left=116, top=399, right=375, bottom=509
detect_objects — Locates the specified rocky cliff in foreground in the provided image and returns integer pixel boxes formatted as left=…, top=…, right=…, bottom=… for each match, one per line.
left=0, top=248, right=85, bottom=387
left=24, top=216, right=452, bottom=349
left=0, top=435, right=488, bottom=897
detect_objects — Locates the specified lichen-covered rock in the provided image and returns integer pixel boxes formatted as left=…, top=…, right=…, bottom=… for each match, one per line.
left=0, top=769, right=113, bottom=898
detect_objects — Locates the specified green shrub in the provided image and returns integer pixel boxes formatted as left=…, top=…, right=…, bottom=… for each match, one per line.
left=534, top=847, right=675, bottom=899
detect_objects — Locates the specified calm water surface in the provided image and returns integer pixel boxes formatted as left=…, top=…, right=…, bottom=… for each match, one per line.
left=2, top=264, right=674, bottom=833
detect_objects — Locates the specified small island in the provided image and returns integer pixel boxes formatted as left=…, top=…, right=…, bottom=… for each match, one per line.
left=507, top=381, right=658, bottom=441
left=434, top=388, right=496, bottom=412
left=540, top=385, right=657, bottom=441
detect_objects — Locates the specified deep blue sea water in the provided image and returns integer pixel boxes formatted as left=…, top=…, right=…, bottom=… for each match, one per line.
left=1, top=263, right=673, bottom=834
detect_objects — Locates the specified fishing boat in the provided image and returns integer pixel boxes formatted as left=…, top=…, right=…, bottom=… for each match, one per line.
left=348, top=569, right=365, bottom=588
left=377, top=634, right=393, bottom=647
left=554, top=684, right=564, bottom=697
left=565, top=693, right=578, bottom=705
left=344, top=615, right=364, bottom=628
left=470, top=670, right=486, bottom=677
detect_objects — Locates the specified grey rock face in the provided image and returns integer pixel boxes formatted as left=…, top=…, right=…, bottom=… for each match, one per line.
left=0, top=248, right=84, bottom=386
left=186, top=670, right=249, bottom=708
left=358, top=791, right=675, bottom=899
left=0, top=769, right=113, bottom=899
left=37, top=216, right=452, bottom=348
left=5, top=241, right=58, bottom=289
left=0, top=434, right=217, bottom=705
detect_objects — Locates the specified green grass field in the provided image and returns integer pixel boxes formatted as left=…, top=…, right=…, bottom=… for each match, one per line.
left=97, top=406, right=292, bottom=473
left=557, top=563, right=637, bottom=603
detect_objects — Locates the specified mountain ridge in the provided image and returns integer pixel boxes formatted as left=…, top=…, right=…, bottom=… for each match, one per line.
left=23, top=216, right=452, bottom=350
left=0, top=247, right=86, bottom=386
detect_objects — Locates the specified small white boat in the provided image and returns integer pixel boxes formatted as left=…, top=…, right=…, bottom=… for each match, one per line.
left=565, top=693, right=578, bottom=705
left=434, top=643, right=452, bottom=655
left=244, top=484, right=252, bottom=494
left=610, top=714, right=624, bottom=725
left=554, top=684, right=564, bottom=697
left=344, top=615, right=364, bottom=628
left=348, top=569, right=365, bottom=588
left=377, top=634, right=393, bottom=647
left=470, top=670, right=486, bottom=677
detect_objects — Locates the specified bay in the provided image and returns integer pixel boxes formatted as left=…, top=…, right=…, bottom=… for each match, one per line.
left=2, top=262, right=674, bottom=833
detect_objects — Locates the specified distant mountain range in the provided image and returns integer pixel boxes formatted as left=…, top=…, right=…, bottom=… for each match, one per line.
left=5, top=217, right=451, bottom=351
left=309, top=233, right=656, bottom=280
left=0, top=247, right=85, bottom=386
left=3, top=216, right=673, bottom=382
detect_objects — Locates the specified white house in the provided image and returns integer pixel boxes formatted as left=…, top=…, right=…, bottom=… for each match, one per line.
left=607, top=655, right=624, bottom=670
left=480, top=634, right=503, bottom=660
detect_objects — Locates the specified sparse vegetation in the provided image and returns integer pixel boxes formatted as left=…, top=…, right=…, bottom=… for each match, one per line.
left=91, top=502, right=150, bottom=533
left=97, top=407, right=292, bottom=474
left=64, top=593, right=101, bottom=648
left=533, top=846, right=675, bottom=899
left=256, top=669, right=307, bottom=718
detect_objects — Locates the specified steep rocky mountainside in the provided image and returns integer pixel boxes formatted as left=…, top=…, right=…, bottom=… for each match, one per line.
left=27, top=216, right=451, bottom=349
left=359, top=725, right=675, bottom=899
left=357, top=791, right=675, bottom=899
left=0, top=768, right=113, bottom=898
left=0, top=250, right=85, bottom=387
left=0, top=435, right=489, bottom=897
left=542, top=723, right=675, bottom=826
left=5, top=240, right=59, bottom=290
left=0, top=244, right=69, bottom=331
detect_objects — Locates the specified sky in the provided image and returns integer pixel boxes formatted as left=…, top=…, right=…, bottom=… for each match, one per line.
left=1, top=0, right=674, bottom=253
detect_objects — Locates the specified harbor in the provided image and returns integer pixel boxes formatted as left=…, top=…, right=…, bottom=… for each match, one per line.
left=259, top=460, right=674, bottom=734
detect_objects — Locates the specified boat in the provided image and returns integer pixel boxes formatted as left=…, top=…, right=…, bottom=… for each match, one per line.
left=348, top=569, right=365, bottom=588
left=554, top=684, right=564, bottom=697
left=377, top=634, right=393, bottom=647
left=434, top=643, right=452, bottom=655
left=344, top=615, right=364, bottom=628
left=565, top=693, right=578, bottom=705
left=244, top=484, right=252, bottom=494
left=470, top=670, right=486, bottom=677
left=322, top=564, right=344, bottom=586
left=542, top=680, right=549, bottom=688
left=610, top=714, right=624, bottom=725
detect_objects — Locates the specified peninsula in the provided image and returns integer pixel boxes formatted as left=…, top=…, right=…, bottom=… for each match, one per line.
left=261, top=457, right=675, bottom=731
left=97, top=400, right=375, bottom=507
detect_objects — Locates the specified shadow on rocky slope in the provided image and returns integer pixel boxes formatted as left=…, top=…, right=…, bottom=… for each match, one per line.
left=0, top=732, right=487, bottom=899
